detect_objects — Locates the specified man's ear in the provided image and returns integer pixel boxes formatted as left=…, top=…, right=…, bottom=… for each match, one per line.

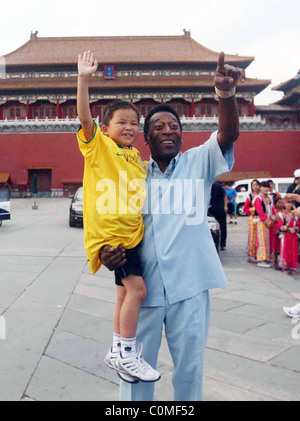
left=144, top=133, right=149, bottom=145
left=102, top=124, right=109, bottom=136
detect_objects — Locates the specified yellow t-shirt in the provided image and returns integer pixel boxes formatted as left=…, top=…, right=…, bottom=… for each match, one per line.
left=77, top=122, right=147, bottom=274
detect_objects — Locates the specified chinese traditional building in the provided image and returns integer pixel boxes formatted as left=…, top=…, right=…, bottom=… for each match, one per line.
left=0, top=30, right=269, bottom=121
left=256, top=70, right=300, bottom=126
left=0, top=31, right=299, bottom=195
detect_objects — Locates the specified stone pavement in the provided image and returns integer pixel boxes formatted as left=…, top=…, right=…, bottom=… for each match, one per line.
left=0, top=198, right=299, bottom=401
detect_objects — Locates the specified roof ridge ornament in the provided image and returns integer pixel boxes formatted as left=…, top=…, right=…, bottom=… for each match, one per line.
left=30, top=31, right=38, bottom=40
left=183, top=29, right=191, bottom=38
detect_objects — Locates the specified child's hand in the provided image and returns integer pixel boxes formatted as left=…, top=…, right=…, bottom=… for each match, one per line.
left=78, top=50, right=98, bottom=78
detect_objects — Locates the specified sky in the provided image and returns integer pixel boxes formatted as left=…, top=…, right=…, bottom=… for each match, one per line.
left=0, top=0, right=299, bottom=105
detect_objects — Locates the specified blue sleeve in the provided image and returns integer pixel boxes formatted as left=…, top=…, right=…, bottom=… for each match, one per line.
left=184, top=131, right=235, bottom=185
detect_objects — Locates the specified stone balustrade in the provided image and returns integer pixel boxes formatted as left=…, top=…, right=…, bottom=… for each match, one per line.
left=0, top=115, right=298, bottom=133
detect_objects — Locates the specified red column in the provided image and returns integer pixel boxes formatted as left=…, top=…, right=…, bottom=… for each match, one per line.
left=161, top=97, right=164, bottom=103
left=26, top=100, right=30, bottom=119
left=0, top=106, right=3, bottom=120
left=56, top=100, right=61, bottom=118
left=249, top=98, right=255, bottom=117
left=189, top=98, right=195, bottom=117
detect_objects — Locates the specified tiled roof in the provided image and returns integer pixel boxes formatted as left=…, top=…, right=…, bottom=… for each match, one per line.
left=4, top=34, right=254, bottom=66
left=0, top=75, right=270, bottom=92
left=272, top=70, right=300, bottom=92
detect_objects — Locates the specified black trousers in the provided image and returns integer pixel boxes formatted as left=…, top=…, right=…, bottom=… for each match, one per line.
left=210, top=205, right=227, bottom=248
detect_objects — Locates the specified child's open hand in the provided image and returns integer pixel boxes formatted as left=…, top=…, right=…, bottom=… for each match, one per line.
left=78, top=50, right=98, bottom=77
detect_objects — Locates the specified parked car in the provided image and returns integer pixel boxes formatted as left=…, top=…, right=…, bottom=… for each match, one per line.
left=207, top=212, right=221, bottom=253
left=69, top=187, right=83, bottom=227
left=0, top=189, right=11, bottom=227
left=232, top=177, right=294, bottom=216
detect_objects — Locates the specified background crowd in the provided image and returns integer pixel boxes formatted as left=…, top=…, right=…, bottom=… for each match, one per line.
left=243, top=170, right=300, bottom=275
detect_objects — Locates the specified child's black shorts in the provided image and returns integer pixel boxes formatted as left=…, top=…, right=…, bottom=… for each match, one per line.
left=114, top=243, right=143, bottom=286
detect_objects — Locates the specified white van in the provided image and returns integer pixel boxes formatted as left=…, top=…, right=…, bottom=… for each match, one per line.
left=0, top=189, right=11, bottom=226
left=232, top=178, right=294, bottom=216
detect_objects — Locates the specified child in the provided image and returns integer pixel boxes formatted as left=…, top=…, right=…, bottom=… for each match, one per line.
left=253, top=181, right=275, bottom=268
left=273, top=196, right=285, bottom=268
left=224, top=183, right=238, bottom=224
left=76, top=50, right=160, bottom=383
left=276, top=201, right=299, bottom=275
left=243, top=179, right=260, bottom=263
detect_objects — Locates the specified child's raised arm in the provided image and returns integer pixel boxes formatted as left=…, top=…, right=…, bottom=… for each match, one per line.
left=77, top=51, right=98, bottom=140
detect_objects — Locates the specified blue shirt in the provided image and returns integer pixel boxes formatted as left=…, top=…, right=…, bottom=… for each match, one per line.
left=225, top=188, right=237, bottom=205
left=139, top=131, right=235, bottom=307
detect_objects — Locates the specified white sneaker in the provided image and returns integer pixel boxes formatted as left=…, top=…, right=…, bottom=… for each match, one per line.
left=283, top=303, right=300, bottom=318
left=104, top=347, right=119, bottom=370
left=257, top=261, right=272, bottom=268
left=104, top=348, right=138, bottom=384
left=116, top=345, right=161, bottom=383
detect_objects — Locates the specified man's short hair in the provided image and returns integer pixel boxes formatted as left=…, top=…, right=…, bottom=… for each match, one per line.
left=261, top=181, right=270, bottom=188
left=102, top=100, right=140, bottom=126
left=144, top=104, right=182, bottom=137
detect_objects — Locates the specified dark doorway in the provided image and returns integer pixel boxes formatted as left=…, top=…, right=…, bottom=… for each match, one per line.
left=28, top=169, right=52, bottom=194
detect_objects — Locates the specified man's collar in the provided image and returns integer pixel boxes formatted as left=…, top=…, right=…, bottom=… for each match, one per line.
left=148, top=153, right=180, bottom=175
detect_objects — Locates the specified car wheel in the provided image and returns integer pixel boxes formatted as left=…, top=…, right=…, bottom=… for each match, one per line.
left=237, top=203, right=246, bottom=217
left=69, top=212, right=76, bottom=227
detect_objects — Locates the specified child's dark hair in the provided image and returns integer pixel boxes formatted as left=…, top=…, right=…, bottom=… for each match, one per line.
left=144, top=104, right=182, bottom=137
left=102, top=100, right=140, bottom=126
left=274, top=196, right=283, bottom=206
left=261, top=181, right=270, bottom=188
left=251, top=179, right=261, bottom=188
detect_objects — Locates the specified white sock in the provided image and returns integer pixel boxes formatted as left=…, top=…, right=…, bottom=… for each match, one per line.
left=112, top=333, right=121, bottom=353
left=121, top=337, right=136, bottom=358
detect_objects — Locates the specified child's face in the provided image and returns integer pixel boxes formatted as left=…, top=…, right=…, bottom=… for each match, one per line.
left=275, top=199, right=284, bottom=210
left=261, top=186, right=269, bottom=195
left=103, top=109, right=139, bottom=147
left=285, top=202, right=293, bottom=212
left=251, top=181, right=260, bottom=193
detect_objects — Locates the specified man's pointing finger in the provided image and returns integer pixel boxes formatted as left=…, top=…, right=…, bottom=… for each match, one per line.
left=217, top=52, right=225, bottom=72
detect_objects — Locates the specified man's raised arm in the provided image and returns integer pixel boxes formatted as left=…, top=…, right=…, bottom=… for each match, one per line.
left=215, top=52, right=245, bottom=153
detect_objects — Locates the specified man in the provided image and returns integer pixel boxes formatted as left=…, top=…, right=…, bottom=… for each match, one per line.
left=224, top=183, right=238, bottom=224
left=209, top=182, right=227, bottom=251
left=287, top=169, right=300, bottom=208
left=100, top=52, right=245, bottom=401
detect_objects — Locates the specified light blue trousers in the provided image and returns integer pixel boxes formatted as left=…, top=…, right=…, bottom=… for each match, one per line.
left=120, top=291, right=210, bottom=401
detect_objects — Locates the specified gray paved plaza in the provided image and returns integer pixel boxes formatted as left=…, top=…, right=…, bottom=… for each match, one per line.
left=0, top=198, right=299, bottom=401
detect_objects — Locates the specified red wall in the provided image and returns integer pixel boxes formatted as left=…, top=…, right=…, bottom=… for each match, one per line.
left=1, top=130, right=299, bottom=188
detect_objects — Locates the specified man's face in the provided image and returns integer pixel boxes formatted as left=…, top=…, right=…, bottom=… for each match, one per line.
left=145, top=112, right=182, bottom=162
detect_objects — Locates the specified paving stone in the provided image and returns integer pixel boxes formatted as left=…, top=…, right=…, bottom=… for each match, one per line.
left=268, top=346, right=300, bottom=372
left=207, top=326, right=293, bottom=362
left=210, top=310, right=265, bottom=334
left=45, top=329, right=119, bottom=384
left=204, top=348, right=300, bottom=401
left=68, top=294, right=115, bottom=321
left=57, top=309, right=114, bottom=345
left=203, top=377, right=277, bottom=401
left=246, top=321, right=300, bottom=347
left=26, top=356, right=119, bottom=401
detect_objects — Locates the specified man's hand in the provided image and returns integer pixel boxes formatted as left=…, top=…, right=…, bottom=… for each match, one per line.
left=78, top=50, right=98, bottom=78
left=215, top=52, right=245, bottom=92
left=99, top=245, right=126, bottom=271
left=286, top=193, right=300, bottom=203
